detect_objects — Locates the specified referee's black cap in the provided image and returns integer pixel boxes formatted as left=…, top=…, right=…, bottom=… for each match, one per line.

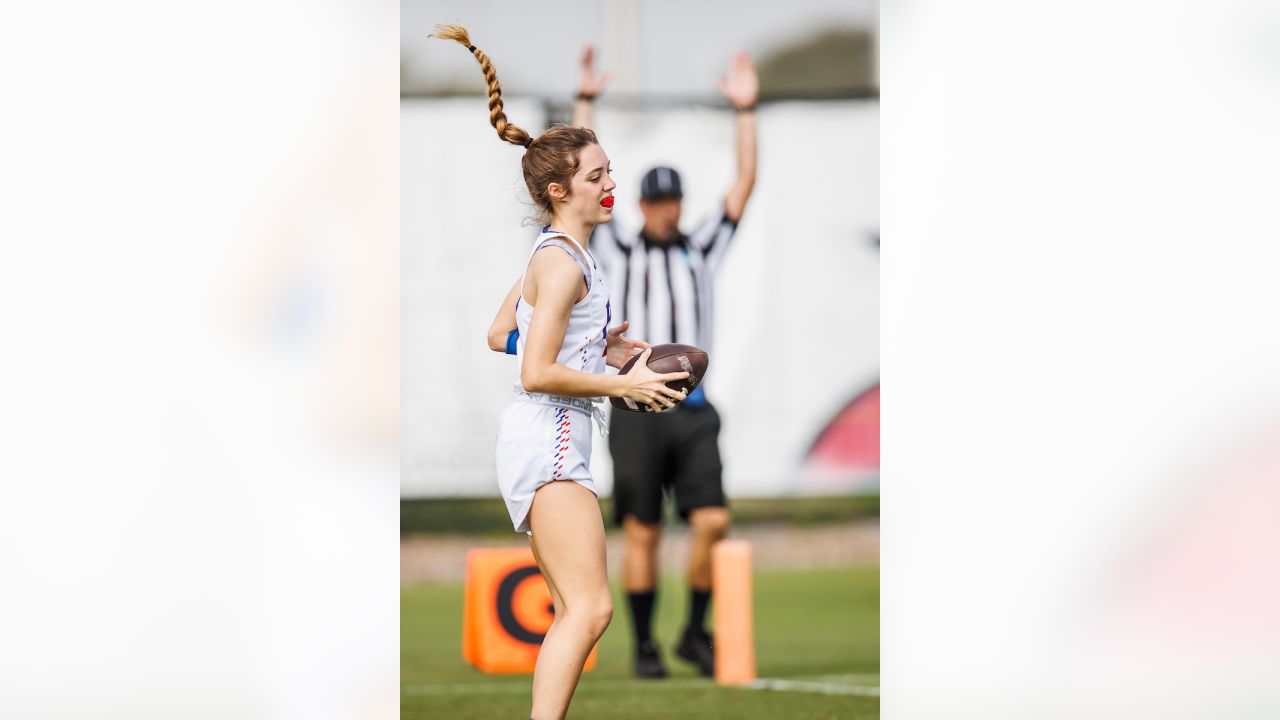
left=640, top=166, right=683, bottom=201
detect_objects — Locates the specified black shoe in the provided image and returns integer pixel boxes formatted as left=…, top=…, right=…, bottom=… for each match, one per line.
left=675, top=627, right=715, bottom=676
left=634, top=639, right=668, bottom=678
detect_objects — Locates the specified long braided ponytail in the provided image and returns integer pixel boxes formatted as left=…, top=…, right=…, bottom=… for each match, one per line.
left=430, top=24, right=599, bottom=223
left=430, top=24, right=533, bottom=148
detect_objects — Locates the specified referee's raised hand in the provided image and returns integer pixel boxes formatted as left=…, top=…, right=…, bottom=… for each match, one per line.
left=573, top=44, right=611, bottom=129
left=578, top=44, right=612, bottom=99
left=716, top=50, right=759, bottom=111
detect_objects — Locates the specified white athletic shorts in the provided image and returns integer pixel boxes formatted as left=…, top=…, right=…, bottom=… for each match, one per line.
left=496, top=399, right=599, bottom=534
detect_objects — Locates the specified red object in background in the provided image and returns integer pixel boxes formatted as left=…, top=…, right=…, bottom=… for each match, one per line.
left=806, top=383, right=879, bottom=470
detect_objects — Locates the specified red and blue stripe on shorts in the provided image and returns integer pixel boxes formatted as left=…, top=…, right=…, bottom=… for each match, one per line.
left=551, top=407, right=571, bottom=479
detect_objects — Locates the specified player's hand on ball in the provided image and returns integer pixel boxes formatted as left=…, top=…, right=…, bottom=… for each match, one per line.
left=605, top=321, right=649, bottom=369
left=618, top=348, right=689, bottom=413
left=611, top=344, right=708, bottom=413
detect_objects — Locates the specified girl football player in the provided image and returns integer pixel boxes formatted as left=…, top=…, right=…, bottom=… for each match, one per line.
left=432, top=25, right=688, bottom=720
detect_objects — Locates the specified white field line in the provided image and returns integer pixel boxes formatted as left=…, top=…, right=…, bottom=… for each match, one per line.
left=404, top=676, right=879, bottom=698
left=807, top=673, right=881, bottom=683
left=405, top=679, right=712, bottom=695
left=742, top=677, right=880, bottom=697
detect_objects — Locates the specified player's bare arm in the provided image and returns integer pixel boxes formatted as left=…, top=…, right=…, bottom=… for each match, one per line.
left=491, top=280, right=646, bottom=360
left=486, top=277, right=522, bottom=352
left=571, top=44, right=610, bottom=130
left=718, top=51, right=759, bottom=223
left=522, top=249, right=686, bottom=410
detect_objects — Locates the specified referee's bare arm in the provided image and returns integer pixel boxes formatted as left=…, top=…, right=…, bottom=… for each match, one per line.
left=719, top=51, right=759, bottom=223
left=572, top=44, right=610, bottom=130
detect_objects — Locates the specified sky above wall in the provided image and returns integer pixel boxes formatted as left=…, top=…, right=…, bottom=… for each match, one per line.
left=403, top=0, right=876, bottom=99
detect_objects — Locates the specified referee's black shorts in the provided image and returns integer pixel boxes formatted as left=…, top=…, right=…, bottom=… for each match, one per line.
left=608, top=401, right=726, bottom=527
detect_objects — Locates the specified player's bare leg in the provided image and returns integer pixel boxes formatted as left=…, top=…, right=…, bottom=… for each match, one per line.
left=527, top=481, right=612, bottom=720
left=679, top=505, right=731, bottom=675
left=529, top=536, right=565, bottom=638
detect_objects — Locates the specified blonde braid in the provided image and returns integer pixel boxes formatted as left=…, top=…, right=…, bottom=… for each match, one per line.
left=431, top=24, right=533, bottom=148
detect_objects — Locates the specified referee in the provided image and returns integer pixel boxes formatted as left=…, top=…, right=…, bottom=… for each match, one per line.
left=572, top=46, right=758, bottom=678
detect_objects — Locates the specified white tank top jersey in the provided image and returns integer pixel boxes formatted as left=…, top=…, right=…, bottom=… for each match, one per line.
left=513, top=227, right=611, bottom=390
left=494, top=227, right=612, bottom=534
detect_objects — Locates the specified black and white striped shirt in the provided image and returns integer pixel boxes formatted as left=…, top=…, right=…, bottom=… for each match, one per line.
left=589, top=205, right=738, bottom=352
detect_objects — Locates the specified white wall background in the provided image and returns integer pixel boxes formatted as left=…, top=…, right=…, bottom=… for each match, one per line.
left=402, top=98, right=878, bottom=497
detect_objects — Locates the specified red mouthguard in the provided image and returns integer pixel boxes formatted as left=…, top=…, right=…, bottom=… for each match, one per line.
left=601, top=197, right=614, bottom=208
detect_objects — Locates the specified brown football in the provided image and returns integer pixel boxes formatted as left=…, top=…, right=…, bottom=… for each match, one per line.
left=611, top=343, right=709, bottom=413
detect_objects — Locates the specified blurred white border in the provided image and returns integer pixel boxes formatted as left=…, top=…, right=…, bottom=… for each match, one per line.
left=883, top=0, right=1280, bottom=718
left=1, top=1, right=398, bottom=718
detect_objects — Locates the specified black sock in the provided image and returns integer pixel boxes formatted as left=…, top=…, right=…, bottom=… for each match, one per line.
left=687, top=589, right=712, bottom=635
left=627, top=590, right=657, bottom=646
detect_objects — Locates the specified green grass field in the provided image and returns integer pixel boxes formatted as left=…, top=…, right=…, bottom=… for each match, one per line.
left=402, top=566, right=879, bottom=719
